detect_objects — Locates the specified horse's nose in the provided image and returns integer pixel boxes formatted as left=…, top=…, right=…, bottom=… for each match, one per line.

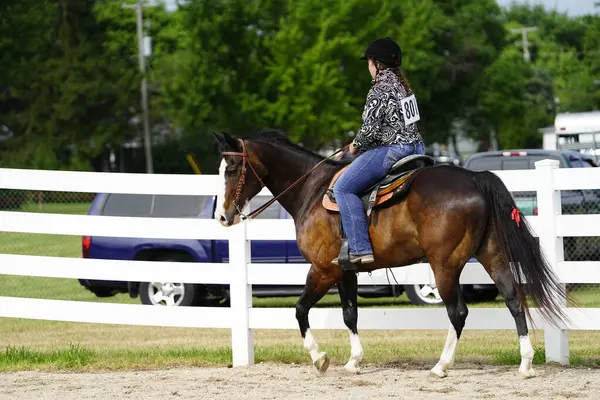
left=217, top=213, right=232, bottom=227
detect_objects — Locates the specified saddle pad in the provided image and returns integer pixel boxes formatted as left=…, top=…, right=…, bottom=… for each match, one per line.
left=322, top=167, right=414, bottom=212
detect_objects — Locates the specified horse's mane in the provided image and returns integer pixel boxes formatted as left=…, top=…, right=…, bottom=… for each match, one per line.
left=243, top=129, right=347, bottom=166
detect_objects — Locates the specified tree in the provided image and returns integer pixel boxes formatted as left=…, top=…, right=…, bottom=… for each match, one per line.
left=422, top=0, right=506, bottom=146
left=256, top=0, right=383, bottom=148
left=0, top=0, right=56, bottom=164
left=152, top=0, right=507, bottom=152
left=582, top=13, right=600, bottom=109
left=463, top=3, right=600, bottom=150
left=503, top=3, right=599, bottom=113
left=0, top=0, right=140, bottom=170
left=154, top=0, right=285, bottom=136
left=3, top=0, right=594, bottom=170
left=466, top=45, right=544, bottom=149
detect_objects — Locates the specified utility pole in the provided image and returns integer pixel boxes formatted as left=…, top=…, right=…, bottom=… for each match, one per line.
left=510, top=26, right=538, bottom=63
left=122, top=1, right=155, bottom=173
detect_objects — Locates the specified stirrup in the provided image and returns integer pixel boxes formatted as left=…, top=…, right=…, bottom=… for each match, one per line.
left=336, top=221, right=374, bottom=271
left=332, top=253, right=374, bottom=270
left=335, top=237, right=356, bottom=271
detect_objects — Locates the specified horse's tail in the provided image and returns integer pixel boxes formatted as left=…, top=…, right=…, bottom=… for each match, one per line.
left=473, top=171, right=570, bottom=327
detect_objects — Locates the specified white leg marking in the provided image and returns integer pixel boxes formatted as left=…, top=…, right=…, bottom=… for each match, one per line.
left=518, top=335, right=535, bottom=378
left=344, top=331, right=364, bottom=373
left=214, top=159, right=227, bottom=223
left=303, top=329, right=324, bottom=362
left=431, top=324, right=459, bottom=378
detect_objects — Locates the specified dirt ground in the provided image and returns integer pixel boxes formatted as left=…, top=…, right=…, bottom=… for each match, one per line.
left=1, top=363, right=600, bottom=400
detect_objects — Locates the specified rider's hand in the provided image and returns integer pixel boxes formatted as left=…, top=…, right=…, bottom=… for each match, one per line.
left=349, top=142, right=359, bottom=155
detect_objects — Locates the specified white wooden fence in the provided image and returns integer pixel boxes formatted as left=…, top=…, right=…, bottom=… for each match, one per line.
left=1, top=159, right=600, bottom=367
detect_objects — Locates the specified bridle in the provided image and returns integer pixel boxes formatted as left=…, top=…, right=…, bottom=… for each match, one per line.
left=221, top=139, right=266, bottom=217
left=221, top=138, right=348, bottom=220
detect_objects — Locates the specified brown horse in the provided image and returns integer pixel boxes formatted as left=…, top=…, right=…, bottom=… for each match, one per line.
left=213, top=130, right=569, bottom=379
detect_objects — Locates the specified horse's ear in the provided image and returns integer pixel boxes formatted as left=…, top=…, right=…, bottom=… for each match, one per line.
left=222, top=132, right=241, bottom=152
left=213, top=132, right=225, bottom=145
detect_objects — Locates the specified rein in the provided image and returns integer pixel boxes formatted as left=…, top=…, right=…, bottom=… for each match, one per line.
left=222, top=138, right=349, bottom=220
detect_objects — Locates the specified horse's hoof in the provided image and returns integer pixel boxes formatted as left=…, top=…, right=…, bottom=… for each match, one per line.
left=344, top=360, right=360, bottom=374
left=314, top=353, right=330, bottom=374
left=430, top=365, right=448, bottom=378
left=518, top=367, right=536, bottom=379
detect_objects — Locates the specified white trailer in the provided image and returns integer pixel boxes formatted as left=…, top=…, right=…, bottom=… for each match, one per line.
left=543, top=111, right=600, bottom=162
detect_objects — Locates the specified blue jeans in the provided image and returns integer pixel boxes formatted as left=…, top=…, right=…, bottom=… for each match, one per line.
left=333, top=142, right=425, bottom=255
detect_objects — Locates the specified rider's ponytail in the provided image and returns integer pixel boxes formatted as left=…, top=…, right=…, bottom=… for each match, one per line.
left=391, top=67, right=413, bottom=95
left=373, top=59, right=413, bottom=95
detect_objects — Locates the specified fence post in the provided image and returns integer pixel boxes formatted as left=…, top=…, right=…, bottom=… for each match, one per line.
left=229, top=220, right=254, bottom=366
left=534, top=159, right=569, bottom=364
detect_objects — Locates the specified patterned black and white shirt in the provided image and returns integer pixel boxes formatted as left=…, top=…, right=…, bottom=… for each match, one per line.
left=352, top=69, right=423, bottom=151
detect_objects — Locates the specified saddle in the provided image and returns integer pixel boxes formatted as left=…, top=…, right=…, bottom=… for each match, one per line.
left=322, top=154, right=435, bottom=216
left=323, top=154, right=435, bottom=272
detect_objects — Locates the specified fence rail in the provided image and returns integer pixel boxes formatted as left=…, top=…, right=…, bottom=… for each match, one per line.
left=1, top=160, right=600, bottom=367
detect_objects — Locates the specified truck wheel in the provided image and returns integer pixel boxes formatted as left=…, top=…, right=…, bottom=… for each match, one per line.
left=138, top=254, right=198, bottom=307
left=404, top=284, right=444, bottom=306
left=139, top=281, right=198, bottom=307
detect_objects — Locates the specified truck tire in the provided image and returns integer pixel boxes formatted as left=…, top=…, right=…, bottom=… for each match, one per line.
left=139, top=281, right=198, bottom=307
left=88, top=287, right=118, bottom=298
left=474, top=288, right=499, bottom=302
left=195, top=284, right=231, bottom=307
left=138, top=254, right=199, bottom=307
left=404, top=284, right=444, bottom=306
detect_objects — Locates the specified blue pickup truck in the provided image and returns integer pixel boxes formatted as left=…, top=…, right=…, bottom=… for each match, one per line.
left=79, top=191, right=499, bottom=307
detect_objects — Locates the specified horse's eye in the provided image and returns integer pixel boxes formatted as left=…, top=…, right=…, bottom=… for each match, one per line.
left=225, top=167, right=237, bottom=175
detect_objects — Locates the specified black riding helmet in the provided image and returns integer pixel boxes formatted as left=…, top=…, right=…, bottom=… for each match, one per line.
left=361, top=37, right=402, bottom=68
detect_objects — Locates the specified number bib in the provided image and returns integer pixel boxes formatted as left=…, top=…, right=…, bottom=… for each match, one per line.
left=400, top=94, right=420, bottom=126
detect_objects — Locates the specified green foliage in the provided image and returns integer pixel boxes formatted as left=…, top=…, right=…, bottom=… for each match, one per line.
left=422, top=0, right=507, bottom=144
left=1, top=344, right=94, bottom=369
left=463, top=3, right=600, bottom=150
left=155, top=0, right=277, bottom=133
left=1, top=0, right=599, bottom=168
left=471, top=45, right=552, bottom=149
left=257, top=0, right=372, bottom=147
left=0, top=0, right=141, bottom=170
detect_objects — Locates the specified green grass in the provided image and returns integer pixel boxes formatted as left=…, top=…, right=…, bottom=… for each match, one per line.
left=0, top=201, right=90, bottom=258
left=256, top=293, right=503, bottom=308
left=0, top=344, right=231, bottom=371
left=2, top=325, right=600, bottom=372
left=0, top=201, right=134, bottom=303
left=254, top=293, right=447, bottom=308
left=0, top=232, right=82, bottom=258
left=567, top=285, right=600, bottom=307
left=3, top=275, right=138, bottom=304
left=1, top=344, right=95, bottom=370
left=18, top=201, right=92, bottom=215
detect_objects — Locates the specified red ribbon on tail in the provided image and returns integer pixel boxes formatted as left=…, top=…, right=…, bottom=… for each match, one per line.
left=511, top=206, right=521, bottom=228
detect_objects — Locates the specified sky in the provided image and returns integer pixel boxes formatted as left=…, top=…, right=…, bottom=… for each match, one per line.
left=157, top=0, right=597, bottom=16
left=496, top=0, right=597, bottom=16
